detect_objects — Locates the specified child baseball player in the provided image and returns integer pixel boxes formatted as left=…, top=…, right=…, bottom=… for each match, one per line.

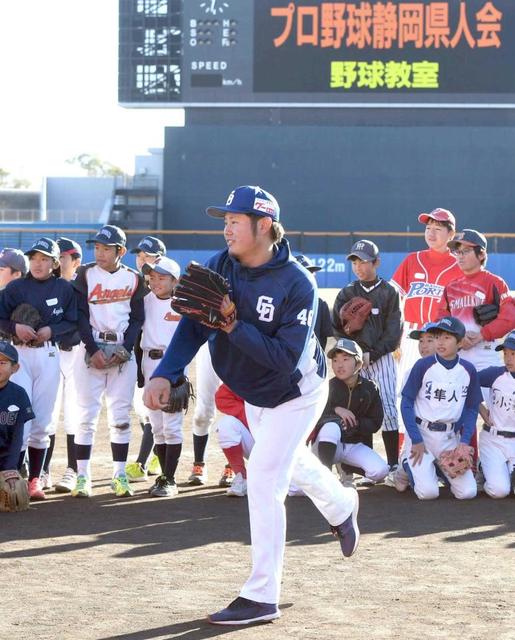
left=310, top=338, right=388, bottom=484
left=71, top=225, right=147, bottom=498
left=0, top=237, right=77, bottom=500
left=295, top=254, right=333, bottom=350
left=43, top=237, right=83, bottom=493
left=138, top=256, right=183, bottom=497
left=126, top=235, right=167, bottom=482
left=398, top=316, right=482, bottom=500
left=0, top=341, right=34, bottom=480
left=476, top=332, right=515, bottom=498
left=332, top=239, right=402, bottom=481
left=145, top=185, right=359, bottom=625
left=0, top=248, right=28, bottom=290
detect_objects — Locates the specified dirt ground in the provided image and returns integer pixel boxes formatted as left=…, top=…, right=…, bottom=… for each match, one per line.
left=2, top=290, right=514, bottom=640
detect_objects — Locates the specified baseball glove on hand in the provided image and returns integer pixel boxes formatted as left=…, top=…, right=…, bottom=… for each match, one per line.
left=437, top=444, right=474, bottom=479
left=11, top=303, right=41, bottom=329
left=171, top=262, right=236, bottom=330
left=162, top=376, right=195, bottom=414
left=473, top=286, right=500, bottom=326
left=339, top=297, right=373, bottom=335
left=0, top=470, right=29, bottom=512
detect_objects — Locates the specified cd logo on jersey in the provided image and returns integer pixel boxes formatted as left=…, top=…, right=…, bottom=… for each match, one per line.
left=256, top=296, right=275, bottom=322
left=407, top=282, right=444, bottom=299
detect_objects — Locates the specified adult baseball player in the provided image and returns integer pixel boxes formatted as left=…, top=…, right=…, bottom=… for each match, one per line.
left=477, top=332, right=515, bottom=498
left=72, top=225, right=147, bottom=498
left=391, top=208, right=462, bottom=396
left=0, top=237, right=77, bottom=500
left=145, top=185, right=359, bottom=626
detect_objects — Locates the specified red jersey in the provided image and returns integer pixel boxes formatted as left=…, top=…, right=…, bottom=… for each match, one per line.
left=437, top=269, right=515, bottom=341
left=391, top=249, right=462, bottom=326
left=214, top=384, right=248, bottom=428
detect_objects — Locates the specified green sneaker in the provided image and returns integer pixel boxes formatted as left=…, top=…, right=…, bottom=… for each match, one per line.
left=125, top=461, right=148, bottom=482
left=111, top=474, right=134, bottom=497
left=71, top=474, right=92, bottom=498
left=147, top=455, right=162, bottom=476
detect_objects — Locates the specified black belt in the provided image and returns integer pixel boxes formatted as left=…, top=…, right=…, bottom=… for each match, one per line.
left=148, top=349, right=164, bottom=360
left=97, top=332, right=118, bottom=342
left=59, top=345, right=73, bottom=352
left=415, top=417, right=453, bottom=432
left=483, top=424, right=515, bottom=439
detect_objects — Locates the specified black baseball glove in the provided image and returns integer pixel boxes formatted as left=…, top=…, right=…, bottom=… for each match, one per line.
left=473, top=286, right=500, bottom=326
left=162, top=376, right=195, bottom=414
left=10, top=303, right=41, bottom=329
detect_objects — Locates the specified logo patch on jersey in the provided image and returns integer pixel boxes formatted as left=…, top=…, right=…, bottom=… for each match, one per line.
left=407, top=281, right=444, bottom=299
left=88, top=283, right=133, bottom=305
left=164, top=312, right=181, bottom=322
left=256, top=296, right=275, bottom=322
left=0, top=407, right=19, bottom=426
left=253, top=197, right=275, bottom=216
left=449, top=295, right=481, bottom=311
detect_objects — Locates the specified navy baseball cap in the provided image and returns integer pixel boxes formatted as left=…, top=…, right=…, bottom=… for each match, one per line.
left=0, top=248, right=28, bottom=275
left=346, top=239, right=379, bottom=262
left=130, top=235, right=166, bottom=256
left=295, top=254, right=321, bottom=272
left=418, top=208, right=456, bottom=228
left=409, top=322, right=438, bottom=340
left=427, top=316, right=466, bottom=340
left=495, top=331, right=515, bottom=351
left=206, top=185, right=280, bottom=222
left=0, top=341, right=19, bottom=364
left=327, top=338, right=363, bottom=361
left=448, top=229, right=487, bottom=252
left=142, top=256, right=180, bottom=279
left=25, top=237, right=60, bottom=260
left=57, top=237, right=82, bottom=257
left=86, top=225, right=127, bottom=247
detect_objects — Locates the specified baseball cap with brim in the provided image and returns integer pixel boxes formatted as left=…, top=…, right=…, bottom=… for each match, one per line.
left=86, top=225, right=127, bottom=247
left=25, top=237, right=60, bottom=260
left=346, top=239, right=379, bottom=262
left=495, top=331, right=515, bottom=351
left=142, top=256, right=180, bottom=280
left=327, top=338, right=363, bottom=360
left=0, top=340, right=19, bottom=364
left=427, top=316, right=466, bottom=340
left=409, top=322, right=438, bottom=340
left=206, top=185, right=280, bottom=222
left=295, top=254, right=321, bottom=272
left=130, top=235, right=166, bottom=256
left=447, top=229, right=487, bottom=252
left=418, top=208, right=456, bottom=228
left=57, top=237, right=82, bottom=257
left=0, top=248, right=28, bottom=275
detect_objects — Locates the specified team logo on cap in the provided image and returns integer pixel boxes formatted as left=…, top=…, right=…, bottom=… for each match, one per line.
left=141, top=239, right=152, bottom=248
left=100, top=227, right=112, bottom=238
left=226, top=191, right=235, bottom=205
left=37, top=240, right=50, bottom=249
left=441, top=318, right=452, bottom=326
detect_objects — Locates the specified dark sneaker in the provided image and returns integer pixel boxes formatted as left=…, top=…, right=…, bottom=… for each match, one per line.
left=207, top=597, right=280, bottom=625
left=149, top=475, right=178, bottom=498
left=330, top=489, right=360, bottom=558
left=188, top=462, right=207, bottom=485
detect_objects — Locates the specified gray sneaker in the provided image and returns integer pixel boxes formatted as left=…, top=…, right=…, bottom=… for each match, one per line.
left=55, top=467, right=77, bottom=493
left=150, top=476, right=179, bottom=498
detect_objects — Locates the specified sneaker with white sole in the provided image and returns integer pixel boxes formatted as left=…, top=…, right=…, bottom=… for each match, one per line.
left=149, top=475, right=179, bottom=498
left=111, top=474, right=134, bottom=497
left=147, top=455, right=162, bottom=476
left=219, top=464, right=234, bottom=487
left=41, top=471, right=53, bottom=490
left=208, top=597, right=280, bottom=625
left=393, top=463, right=410, bottom=492
left=384, top=464, right=399, bottom=488
left=188, top=462, right=207, bottom=485
left=125, top=462, right=148, bottom=483
left=330, top=488, right=360, bottom=558
left=355, top=476, right=374, bottom=487
left=71, top=474, right=92, bottom=498
left=55, top=468, right=77, bottom=493
left=28, top=477, right=46, bottom=501
left=226, top=472, right=247, bottom=497
left=337, top=465, right=356, bottom=488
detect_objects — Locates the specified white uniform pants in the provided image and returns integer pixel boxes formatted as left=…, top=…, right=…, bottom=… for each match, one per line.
left=216, top=415, right=254, bottom=456
left=396, top=324, right=422, bottom=433
left=239, top=379, right=357, bottom=604
left=402, top=424, right=477, bottom=500
left=192, top=342, right=220, bottom=436
left=142, top=353, right=183, bottom=445
left=361, top=353, right=398, bottom=431
left=12, top=344, right=61, bottom=450
left=132, top=385, right=148, bottom=424
left=50, top=346, right=80, bottom=437
left=74, top=344, right=136, bottom=446
left=312, top=422, right=389, bottom=483
left=479, top=428, right=515, bottom=499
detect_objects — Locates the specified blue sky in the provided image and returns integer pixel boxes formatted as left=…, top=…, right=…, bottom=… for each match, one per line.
left=0, top=0, right=183, bottom=186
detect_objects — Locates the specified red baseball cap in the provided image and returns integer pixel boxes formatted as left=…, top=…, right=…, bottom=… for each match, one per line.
left=418, top=208, right=456, bottom=228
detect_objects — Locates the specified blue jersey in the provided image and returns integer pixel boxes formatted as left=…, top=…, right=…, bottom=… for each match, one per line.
left=0, top=274, right=77, bottom=341
left=153, top=239, right=326, bottom=408
left=401, top=354, right=482, bottom=445
left=0, top=381, right=34, bottom=470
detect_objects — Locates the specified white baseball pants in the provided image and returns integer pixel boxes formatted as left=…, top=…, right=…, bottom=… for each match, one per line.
left=216, top=415, right=254, bottom=457
left=50, top=346, right=80, bottom=436
left=479, top=428, right=515, bottom=499
left=192, top=342, right=220, bottom=436
left=361, top=353, right=398, bottom=431
left=142, top=353, right=183, bottom=445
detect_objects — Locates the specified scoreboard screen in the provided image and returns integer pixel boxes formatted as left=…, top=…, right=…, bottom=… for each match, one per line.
left=118, top=0, right=515, bottom=107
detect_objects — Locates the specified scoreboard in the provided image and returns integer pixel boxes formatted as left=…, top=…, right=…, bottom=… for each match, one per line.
left=118, top=0, right=515, bottom=107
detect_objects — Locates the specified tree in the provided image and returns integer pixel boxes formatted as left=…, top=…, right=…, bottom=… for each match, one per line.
left=0, top=167, right=31, bottom=189
left=66, top=153, right=126, bottom=177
